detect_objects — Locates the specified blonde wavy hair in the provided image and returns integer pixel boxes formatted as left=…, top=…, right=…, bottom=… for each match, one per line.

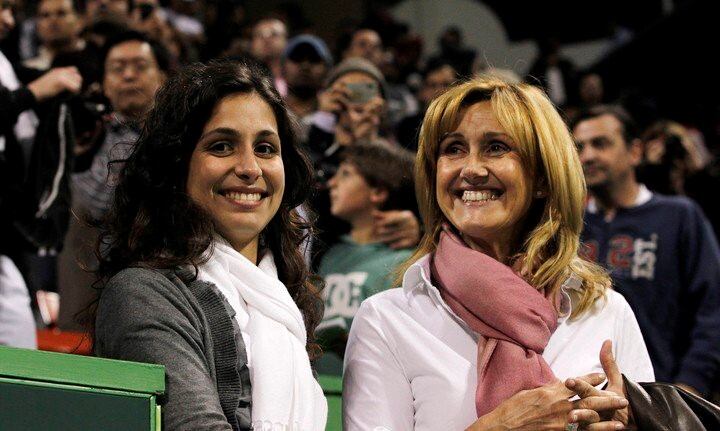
left=398, top=76, right=610, bottom=319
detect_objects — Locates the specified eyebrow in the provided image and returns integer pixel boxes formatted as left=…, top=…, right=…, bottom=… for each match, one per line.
left=199, top=127, right=279, bottom=142
left=440, top=131, right=513, bottom=141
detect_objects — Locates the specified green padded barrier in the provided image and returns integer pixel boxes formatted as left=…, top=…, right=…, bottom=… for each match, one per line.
left=0, top=346, right=164, bottom=431
left=319, top=374, right=343, bottom=431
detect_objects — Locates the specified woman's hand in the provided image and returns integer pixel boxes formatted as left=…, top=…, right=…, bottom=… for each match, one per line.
left=467, top=374, right=624, bottom=431
left=566, top=340, right=632, bottom=429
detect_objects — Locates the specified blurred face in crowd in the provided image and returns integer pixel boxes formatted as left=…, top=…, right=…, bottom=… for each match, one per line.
left=283, top=44, right=328, bottom=99
left=0, top=0, right=15, bottom=40
left=419, top=65, right=456, bottom=105
left=335, top=71, right=383, bottom=140
left=186, top=92, right=285, bottom=256
left=436, top=101, right=533, bottom=253
left=251, top=19, right=287, bottom=63
left=85, top=0, right=128, bottom=21
left=37, top=0, right=81, bottom=51
left=345, top=29, right=383, bottom=67
left=103, top=40, right=165, bottom=119
left=328, top=161, right=385, bottom=222
left=573, top=114, right=641, bottom=191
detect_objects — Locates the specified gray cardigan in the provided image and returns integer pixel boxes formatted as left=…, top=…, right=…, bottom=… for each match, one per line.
left=95, top=267, right=252, bottom=430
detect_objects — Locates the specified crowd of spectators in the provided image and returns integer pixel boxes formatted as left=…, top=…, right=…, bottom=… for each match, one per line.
left=2, top=0, right=719, bottom=399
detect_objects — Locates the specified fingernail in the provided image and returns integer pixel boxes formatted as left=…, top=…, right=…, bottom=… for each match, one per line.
left=619, top=398, right=628, bottom=407
left=571, top=413, right=577, bottom=422
left=567, top=379, right=575, bottom=386
left=615, top=423, right=624, bottom=430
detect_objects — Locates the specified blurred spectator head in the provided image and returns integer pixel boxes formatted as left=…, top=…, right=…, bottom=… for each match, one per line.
left=327, top=57, right=386, bottom=97
left=0, top=0, right=15, bottom=39
left=327, top=58, right=387, bottom=146
left=329, top=142, right=415, bottom=216
left=82, top=17, right=128, bottom=48
left=640, top=120, right=711, bottom=194
left=571, top=105, right=642, bottom=191
left=85, top=0, right=131, bottom=22
left=418, top=59, right=457, bottom=106
left=101, top=30, right=169, bottom=119
left=579, top=73, right=604, bottom=107
left=282, top=34, right=332, bottom=99
left=342, top=28, right=383, bottom=67
left=36, top=0, right=82, bottom=51
left=439, top=26, right=463, bottom=52
left=250, top=17, right=287, bottom=64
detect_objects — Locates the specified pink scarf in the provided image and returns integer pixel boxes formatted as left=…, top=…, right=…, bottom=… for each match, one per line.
left=430, top=227, right=559, bottom=417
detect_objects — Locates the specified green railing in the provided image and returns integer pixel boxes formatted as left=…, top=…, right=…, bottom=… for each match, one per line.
left=0, top=345, right=165, bottom=431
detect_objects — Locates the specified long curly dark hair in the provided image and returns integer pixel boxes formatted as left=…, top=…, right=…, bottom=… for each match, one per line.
left=93, top=59, right=323, bottom=357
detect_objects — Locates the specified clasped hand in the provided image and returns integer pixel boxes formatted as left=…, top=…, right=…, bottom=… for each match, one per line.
left=469, top=340, right=631, bottom=431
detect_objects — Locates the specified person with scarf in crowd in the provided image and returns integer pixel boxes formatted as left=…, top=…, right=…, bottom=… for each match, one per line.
left=92, top=60, right=327, bottom=430
left=343, top=76, right=655, bottom=430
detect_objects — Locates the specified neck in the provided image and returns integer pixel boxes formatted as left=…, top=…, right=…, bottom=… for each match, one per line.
left=269, top=59, right=282, bottom=77
left=229, top=237, right=259, bottom=265
left=461, top=233, right=515, bottom=264
left=349, top=211, right=378, bottom=244
left=46, top=38, right=82, bottom=56
left=286, top=92, right=317, bottom=118
left=591, top=175, right=640, bottom=213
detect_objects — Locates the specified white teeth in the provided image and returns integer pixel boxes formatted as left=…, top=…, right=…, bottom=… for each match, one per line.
left=225, top=192, right=262, bottom=202
left=462, top=190, right=499, bottom=202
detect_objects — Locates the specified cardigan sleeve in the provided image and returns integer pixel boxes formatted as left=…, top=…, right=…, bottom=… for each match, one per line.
left=95, top=268, right=234, bottom=431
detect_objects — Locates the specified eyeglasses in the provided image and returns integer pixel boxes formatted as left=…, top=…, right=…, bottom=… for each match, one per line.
left=106, top=60, right=155, bottom=76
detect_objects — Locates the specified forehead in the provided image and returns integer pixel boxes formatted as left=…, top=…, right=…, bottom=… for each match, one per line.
left=452, top=101, right=504, bottom=135
left=353, top=30, right=380, bottom=44
left=335, top=71, right=375, bottom=85
left=39, top=0, right=74, bottom=12
left=573, top=114, right=623, bottom=141
left=106, top=40, right=155, bottom=62
left=254, top=19, right=285, bottom=34
left=426, top=66, right=455, bottom=83
left=204, top=92, right=278, bottom=132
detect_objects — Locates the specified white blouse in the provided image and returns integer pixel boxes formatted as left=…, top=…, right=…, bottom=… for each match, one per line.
left=343, top=255, right=655, bottom=431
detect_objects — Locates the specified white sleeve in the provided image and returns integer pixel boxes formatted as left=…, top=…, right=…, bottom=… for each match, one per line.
left=612, top=294, right=655, bottom=382
left=343, top=299, right=414, bottom=431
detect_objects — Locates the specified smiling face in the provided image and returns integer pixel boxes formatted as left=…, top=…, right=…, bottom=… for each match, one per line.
left=436, top=100, right=534, bottom=255
left=186, top=92, right=285, bottom=258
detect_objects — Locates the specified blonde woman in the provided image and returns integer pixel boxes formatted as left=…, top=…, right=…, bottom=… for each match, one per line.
left=343, top=77, right=654, bottom=430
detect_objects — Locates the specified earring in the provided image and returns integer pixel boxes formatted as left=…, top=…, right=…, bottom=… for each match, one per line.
left=535, top=190, right=545, bottom=198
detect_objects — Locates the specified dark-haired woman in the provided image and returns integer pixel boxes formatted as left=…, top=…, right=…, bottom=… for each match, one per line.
left=93, top=60, right=327, bottom=430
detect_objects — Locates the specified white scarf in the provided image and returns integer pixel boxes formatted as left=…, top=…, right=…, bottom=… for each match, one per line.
left=197, top=240, right=327, bottom=431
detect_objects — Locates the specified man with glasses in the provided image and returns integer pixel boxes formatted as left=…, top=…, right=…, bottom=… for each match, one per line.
left=72, top=30, right=169, bottom=221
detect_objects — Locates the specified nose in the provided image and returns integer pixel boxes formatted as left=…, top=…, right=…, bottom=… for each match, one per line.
left=578, top=143, right=595, bottom=164
left=233, top=150, right=262, bottom=183
left=327, top=174, right=338, bottom=189
left=460, top=156, right=490, bottom=185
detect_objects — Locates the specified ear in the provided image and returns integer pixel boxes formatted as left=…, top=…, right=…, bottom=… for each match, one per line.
left=629, top=138, right=643, bottom=167
left=533, top=176, right=548, bottom=199
left=369, top=187, right=389, bottom=207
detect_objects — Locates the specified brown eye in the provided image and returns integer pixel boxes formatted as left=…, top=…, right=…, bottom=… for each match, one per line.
left=255, top=142, right=278, bottom=156
left=207, top=141, right=233, bottom=154
left=487, top=141, right=510, bottom=155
